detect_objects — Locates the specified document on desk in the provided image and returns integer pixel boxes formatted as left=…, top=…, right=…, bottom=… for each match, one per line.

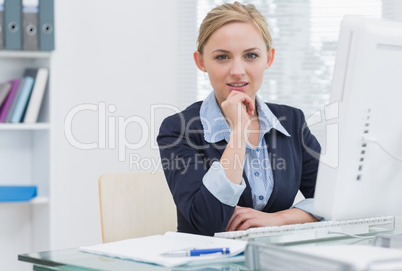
left=79, top=232, right=247, bottom=267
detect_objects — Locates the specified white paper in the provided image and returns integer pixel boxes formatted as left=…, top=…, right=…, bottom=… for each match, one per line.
left=79, top=232, right=247, bottom=267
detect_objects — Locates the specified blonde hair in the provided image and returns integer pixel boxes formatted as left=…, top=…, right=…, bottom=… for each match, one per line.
left=197, top=2, right=272, bottom=54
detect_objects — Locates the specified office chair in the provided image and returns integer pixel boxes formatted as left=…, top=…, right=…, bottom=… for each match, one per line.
left=98, top=171, right=177, bottom=243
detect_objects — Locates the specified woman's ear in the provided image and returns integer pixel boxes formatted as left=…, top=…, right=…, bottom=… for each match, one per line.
left=194, top=51, right=207, bottom=72
left=265, top=47, right=275, bottom=69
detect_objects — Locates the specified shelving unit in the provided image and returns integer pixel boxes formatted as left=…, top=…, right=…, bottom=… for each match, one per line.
left=0, top=123, right=51, bottom=130
left=0, top=196, right=49, bottom=205
left=0, top=51, right=51, bottom=271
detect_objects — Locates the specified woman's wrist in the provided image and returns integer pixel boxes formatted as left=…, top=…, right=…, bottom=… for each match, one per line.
left=273, top=208, right=319, bottom=226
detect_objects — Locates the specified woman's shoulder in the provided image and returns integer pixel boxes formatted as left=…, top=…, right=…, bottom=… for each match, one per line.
left=265, top=102, right=306, bottom=121
left=160, top=101, right=204, bottom=131
left=164, top=101, right=202, bottom=120
left=263, top=102, right=309, bottom=135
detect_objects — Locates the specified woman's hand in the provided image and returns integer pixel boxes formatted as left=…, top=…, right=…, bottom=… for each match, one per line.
left=226, top=206, right=279, bottom=231
left=220, top=91, right=255, bottom=132
left=226, top=206, right=319, bottom=231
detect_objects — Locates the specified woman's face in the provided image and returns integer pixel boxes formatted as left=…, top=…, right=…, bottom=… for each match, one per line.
left=194, top=22, right=274, bottom=105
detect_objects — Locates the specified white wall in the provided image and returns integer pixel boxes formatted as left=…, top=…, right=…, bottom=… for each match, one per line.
left=51, top=0, right=180, bottom=249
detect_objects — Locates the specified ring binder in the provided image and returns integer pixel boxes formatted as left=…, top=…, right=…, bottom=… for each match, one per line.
left=38, top=0, right=54, bottom=51
left=22, top=0, right=39, bottom=50
left=4, top=0, right=22, bottom=50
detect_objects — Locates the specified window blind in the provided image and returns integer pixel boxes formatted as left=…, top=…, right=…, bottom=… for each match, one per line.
left=178, top=0, right=384, bottom=144
left=382, top=0, right=399, bottom=21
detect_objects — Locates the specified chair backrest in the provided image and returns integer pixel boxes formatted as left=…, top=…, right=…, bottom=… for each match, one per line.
left=99, top=171, right=177, bottom=243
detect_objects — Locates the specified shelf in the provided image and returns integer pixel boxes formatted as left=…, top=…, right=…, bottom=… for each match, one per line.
left=0, top=51, right=52, bottom=59
left=0, top=123, right=50, bottom=130
left=0, top=196, right=49, bottom=205
left=0, top=34, right=53, bottom=270
left=30, top=196, right=49, bottom=205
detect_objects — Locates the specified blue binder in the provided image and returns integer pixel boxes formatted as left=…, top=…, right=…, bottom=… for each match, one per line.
left=39, top=0, right=54, bottom=51
left=4, top=0, right=22, bottom=50
left=10, top=76, right=34, bottom=123
left=0, top=186, right=37, bottom=201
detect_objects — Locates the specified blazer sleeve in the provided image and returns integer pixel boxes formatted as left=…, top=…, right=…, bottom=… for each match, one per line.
left=157, top=113, right=235, bottom=235
left=298, top=109, right=321, bottom=198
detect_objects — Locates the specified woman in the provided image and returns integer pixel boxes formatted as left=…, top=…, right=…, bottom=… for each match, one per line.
left=157, top=2, right=321, bottom=236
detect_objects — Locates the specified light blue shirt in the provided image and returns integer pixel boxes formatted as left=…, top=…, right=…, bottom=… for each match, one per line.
left=200, top=91, right=321, bottom=219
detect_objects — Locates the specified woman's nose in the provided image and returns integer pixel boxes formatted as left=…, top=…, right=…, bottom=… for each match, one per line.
left=229, top=59, right=245, bottom=77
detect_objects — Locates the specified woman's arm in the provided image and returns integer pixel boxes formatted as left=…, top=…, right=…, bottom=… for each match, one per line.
left=225, top=108, right=321, bottom=231
left=158, top=107, right=244, bottom=236
left=157, top=91, right=255, bottom=235
left=219, top=90, right=255, bottom=184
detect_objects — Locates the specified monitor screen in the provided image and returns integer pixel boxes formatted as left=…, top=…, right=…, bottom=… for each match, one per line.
left=313, top=15, right=402, bottom=220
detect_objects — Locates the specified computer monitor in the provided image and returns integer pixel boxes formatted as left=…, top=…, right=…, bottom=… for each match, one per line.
left=313, top=15, right=402, bottom=220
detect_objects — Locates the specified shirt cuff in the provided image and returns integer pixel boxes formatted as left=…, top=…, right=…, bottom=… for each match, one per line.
left=203, top=161, right=246, bottom=207
left=291, top=198, right=324, bottom=221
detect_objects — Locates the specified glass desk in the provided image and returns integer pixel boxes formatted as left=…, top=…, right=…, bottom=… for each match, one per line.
left=19, top=216, right=402, bottom=271
left=19, top=249, right=248, bottom=271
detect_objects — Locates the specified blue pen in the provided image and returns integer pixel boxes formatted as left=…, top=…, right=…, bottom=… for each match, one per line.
left=162, top=248, right=230, bottom=257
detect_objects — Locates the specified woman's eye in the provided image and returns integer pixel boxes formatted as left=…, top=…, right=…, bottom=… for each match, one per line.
left=216, top=55, right=229, bottom=61
left=245, top=53, right=258, bottom=59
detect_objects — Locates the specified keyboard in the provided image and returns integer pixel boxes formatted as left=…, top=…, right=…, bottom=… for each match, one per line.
left=214, top=216, right=395, bottom=244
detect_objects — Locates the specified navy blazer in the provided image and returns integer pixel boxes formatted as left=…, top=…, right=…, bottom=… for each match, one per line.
left=157, top=101, right=321, bottom=236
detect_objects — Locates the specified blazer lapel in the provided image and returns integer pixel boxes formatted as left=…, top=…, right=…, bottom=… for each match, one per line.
left=239, top=172, right=253, bottom=207
left=262, top=130, right=282, bottom=212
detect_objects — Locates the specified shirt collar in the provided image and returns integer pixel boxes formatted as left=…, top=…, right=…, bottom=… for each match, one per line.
left=200, top=91, right=291, bottom=143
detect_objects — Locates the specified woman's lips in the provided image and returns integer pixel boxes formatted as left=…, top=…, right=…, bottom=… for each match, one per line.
left=227, top=82, right=248, bottom=91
